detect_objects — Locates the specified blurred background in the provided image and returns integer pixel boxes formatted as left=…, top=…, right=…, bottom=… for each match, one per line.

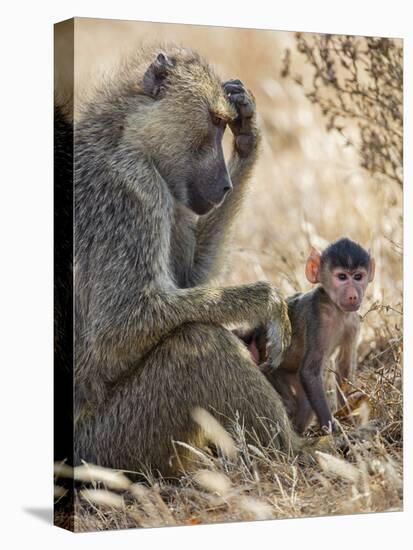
left=58, top=17, right=402, bottom=354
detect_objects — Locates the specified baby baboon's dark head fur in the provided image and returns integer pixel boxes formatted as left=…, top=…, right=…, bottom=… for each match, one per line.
left=119, top=47, right=238, bottom=215
left=321, top=237, right=371, bottom=271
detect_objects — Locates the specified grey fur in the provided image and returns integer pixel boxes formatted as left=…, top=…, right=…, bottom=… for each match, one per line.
left=71, top=46, right=297, bottom=475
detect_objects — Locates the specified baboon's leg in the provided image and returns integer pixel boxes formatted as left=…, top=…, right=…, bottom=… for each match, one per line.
left=293, top=379, right=314, bottom=434
left=75, top=323, right=299, bottom=476
left=262, top=367, right=297, bottom=419
left=264, top=368, right=314, bottom=434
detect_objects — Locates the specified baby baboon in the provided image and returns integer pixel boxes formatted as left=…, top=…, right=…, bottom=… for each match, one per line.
left=260, top=238, right=375, bottom=434
left=61, top=46, right=308, bottom=476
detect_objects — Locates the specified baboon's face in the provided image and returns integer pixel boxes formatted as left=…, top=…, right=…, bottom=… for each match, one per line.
left=321, top=264, right=372, bottom=312
left=139, top=51, right=238, bottom=216
left=157, top=90, right=235, bottom=216
left=305, top=243, right=374, bottom=312
left=185, top=112, right=233, bottom=215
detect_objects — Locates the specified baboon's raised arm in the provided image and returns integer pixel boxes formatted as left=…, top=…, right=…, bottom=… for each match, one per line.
left=191, top=80, right=261, bottom=285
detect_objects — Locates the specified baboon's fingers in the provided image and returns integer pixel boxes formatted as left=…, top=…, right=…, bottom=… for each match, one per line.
left=227, top=93, right=255, bottom=118
left=266, top=312, right=292, bottom=369
left=225, top=91, right=248, bottom=104
left=224, top=84, right=245, bottom=95
left=223, top=79, right=258, bottom=157
left=223, top=78, right=244, bottom=91
left=224, top=80, right=255, bottom=110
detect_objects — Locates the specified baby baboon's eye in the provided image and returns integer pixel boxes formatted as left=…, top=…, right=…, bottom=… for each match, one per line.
left=337, top=273, right=347, bottom=281
left=354, top=273, right=363, bottom=281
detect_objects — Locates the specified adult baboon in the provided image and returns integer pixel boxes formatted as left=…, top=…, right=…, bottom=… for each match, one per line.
left=69, top=46, right=299, bottom=476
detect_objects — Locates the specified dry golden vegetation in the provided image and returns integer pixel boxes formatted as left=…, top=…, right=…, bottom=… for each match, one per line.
left=55, top=19, right=403, bottom=531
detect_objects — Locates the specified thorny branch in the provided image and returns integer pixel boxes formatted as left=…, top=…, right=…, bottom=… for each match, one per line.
left=283, top=34, right=403, bottom=187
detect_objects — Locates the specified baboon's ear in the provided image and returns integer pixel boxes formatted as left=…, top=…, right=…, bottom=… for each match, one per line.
left=143, top=53, right=175, bottom=98
left=305, top=246, right=322, bottom=284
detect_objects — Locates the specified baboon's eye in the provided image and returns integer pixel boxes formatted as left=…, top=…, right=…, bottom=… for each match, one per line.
left=354, top=273, right=363, bottom=281
left=337, top=273, right=348, bottom=281
left=211, top=114, right=224, bottom=127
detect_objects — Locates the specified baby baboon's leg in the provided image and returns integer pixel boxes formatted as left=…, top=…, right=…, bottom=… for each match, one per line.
left=293, top=378, right=314, bottom=434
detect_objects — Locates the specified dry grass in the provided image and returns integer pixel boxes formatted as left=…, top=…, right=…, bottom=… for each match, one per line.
left=55, top=18, right=402, bottom=531
left=54, top=400, right=402, bottom=531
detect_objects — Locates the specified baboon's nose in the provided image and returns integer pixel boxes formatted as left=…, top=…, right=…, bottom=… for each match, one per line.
left=221, top=175, right=233, bottom=198
left=212, top=173, right=232, bottom=205
left=222, top=183, right=232, bottom=196
left=348, top=293, right=358, bottom=303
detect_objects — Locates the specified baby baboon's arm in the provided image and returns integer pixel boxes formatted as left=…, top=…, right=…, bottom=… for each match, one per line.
left=191, top=80, right=260, bottom=284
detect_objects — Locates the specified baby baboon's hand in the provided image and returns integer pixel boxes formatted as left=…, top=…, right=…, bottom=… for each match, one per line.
left=223, top=79, right=259, bottom=158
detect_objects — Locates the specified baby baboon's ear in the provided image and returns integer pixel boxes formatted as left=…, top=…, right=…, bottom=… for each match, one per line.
left=305, top=246, right=322, bottom=284
left=143, top=53, right=175, bottom=98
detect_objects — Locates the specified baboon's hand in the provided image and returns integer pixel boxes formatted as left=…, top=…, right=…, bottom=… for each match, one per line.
left=265, top=299, right=292, bottom=368
left=250, top=282, right=291, bottom=365
left=223, top=79, right=259, bottom=158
